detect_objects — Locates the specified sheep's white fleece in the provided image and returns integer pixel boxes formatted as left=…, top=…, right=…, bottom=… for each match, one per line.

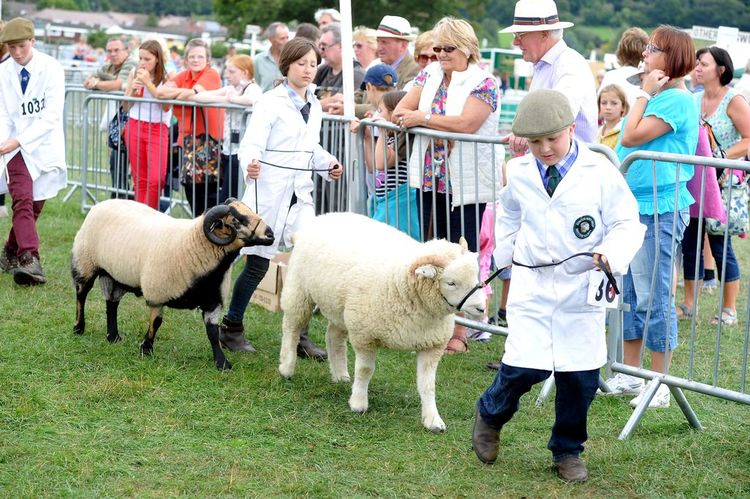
left=279, top=212, right=485, bottom=432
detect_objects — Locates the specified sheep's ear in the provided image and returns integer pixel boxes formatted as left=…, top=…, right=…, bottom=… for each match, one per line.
left=458, top=237, right=468, bottom=252
left=415, top=264, right=438, bottom=279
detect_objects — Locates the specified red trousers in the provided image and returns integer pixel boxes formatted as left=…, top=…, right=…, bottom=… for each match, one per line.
left=5, top=153, right=44, bottom=258
left=124, top=119, right=169, bottom=210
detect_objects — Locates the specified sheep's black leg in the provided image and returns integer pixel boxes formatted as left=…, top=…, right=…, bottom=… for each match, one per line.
left=204, top=305, right=231, bottom=371
left=100, top=275, right=126, bottom=343
left=72, top=269, right=96, bottom=335
left=140, top=306, right=163, bottom=356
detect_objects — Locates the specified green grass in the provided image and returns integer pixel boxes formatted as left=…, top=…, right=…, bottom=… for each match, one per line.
left=0, top=196, right=749, bottom=497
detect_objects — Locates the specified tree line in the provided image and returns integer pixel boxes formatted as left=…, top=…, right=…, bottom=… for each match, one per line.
left=31, top=0, right=750, bottom=50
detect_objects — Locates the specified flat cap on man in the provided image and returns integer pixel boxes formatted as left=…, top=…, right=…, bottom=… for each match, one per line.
left=0, top=17, right=34, bottom=44
left=511, top=89, right=575, bottom=139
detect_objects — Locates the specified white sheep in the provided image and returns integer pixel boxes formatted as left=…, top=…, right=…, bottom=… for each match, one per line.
left=278, top=212, right=486, bottom=432
left=71, top=198, right=274, bottom=370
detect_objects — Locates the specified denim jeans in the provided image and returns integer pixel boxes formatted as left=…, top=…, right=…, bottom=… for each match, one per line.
left=226, top=255, right=270, bottom=322
left=681, top=217, right=740, bottom=282
left=623, top=209, right=688, bottom=353
left=477, top=363, right=599, bottom=460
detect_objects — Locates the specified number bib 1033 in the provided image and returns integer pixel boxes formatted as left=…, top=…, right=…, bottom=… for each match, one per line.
left=586, top=270, right=621, bottom=309
left=21, top=97, right=45, bottom=116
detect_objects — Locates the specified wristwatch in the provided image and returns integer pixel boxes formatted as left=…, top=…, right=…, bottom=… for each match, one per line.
left=424, top=113, right=432, bottom=126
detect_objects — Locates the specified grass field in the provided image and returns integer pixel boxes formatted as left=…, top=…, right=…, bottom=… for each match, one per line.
left=0, top=196, right=748, bottom=497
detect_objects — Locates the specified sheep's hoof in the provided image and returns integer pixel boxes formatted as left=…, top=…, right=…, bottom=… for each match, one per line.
left=73, top=324, right=85, bottom=335
left=107, top=334, right=122, bottom=343
left=139, top=342, right=153, bottom=356
left=278, top=364, right=295, bottom=379
left=216, top=359, right=232, bottom=371
left=423, top=416, right=447, bottom=433
left=349, top=397, right=368, bottom=414
left=332, top=374, right=351, bottom=383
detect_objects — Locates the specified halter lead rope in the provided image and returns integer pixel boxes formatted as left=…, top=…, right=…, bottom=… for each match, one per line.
left=455, top=252, right=619, bottom=312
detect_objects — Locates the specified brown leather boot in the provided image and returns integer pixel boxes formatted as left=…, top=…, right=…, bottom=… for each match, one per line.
left=0, top=247, right=18, bottom=273
left=555, top=456, right=588, bottom=482
left=218, top=316, right=256, bottom=353
left=12, top=252, right=46, bottom=285
left=297, top=326, right=327, bottom=361
left=472, top=409, right=500, bottom=464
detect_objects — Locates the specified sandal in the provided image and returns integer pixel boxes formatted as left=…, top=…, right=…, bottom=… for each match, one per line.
left=676, top=303, right=695, bottom=321
left=445, top=334, right=469, bottom=354
left=710, top=307, right=738, bottom=326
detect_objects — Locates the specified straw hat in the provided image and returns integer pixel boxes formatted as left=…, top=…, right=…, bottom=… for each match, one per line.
left=500, top=0, right=574, bottom=34
left=374, top=16, right=416, bottom=41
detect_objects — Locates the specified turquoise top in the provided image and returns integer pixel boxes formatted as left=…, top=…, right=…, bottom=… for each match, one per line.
left=616, top=88, right=699, bottom=215
left=696, top=88, right=741, bottom=152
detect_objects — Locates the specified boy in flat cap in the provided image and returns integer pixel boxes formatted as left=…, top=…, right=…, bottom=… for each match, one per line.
left=0, top=17, right=67, bottom=285
left=471, top=89, right=645, bottom=481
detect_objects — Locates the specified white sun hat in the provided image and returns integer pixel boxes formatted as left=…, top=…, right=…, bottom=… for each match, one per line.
left=374, top=15, right=416, bottom=41
left=500, top=0, right=574, bottom=34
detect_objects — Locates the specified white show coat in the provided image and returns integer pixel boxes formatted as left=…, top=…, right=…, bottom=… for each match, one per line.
left=237, top=84, right=336, bottom=259
left=493, top=143, right=645, bottom=372
left=0, top=49, right=67, bottom=199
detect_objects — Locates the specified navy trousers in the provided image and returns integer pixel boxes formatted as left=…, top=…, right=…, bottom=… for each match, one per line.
left=477, top=362, right=599, bottom=460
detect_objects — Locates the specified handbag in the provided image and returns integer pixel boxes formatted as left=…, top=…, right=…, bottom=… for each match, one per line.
left=181, top=108, right=221, bottom=185
left=107, top=106, right=128, bottom=149
left=706, top=174, right=749, bottom=236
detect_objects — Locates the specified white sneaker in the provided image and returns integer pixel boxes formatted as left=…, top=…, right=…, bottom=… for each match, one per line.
left=629, top=384, right=671, bottom=409
left=598, top=373, right=644, bottom=395
left=467, top=328, right=492, bottom=342
left=0, top=206, right=7, bottom=218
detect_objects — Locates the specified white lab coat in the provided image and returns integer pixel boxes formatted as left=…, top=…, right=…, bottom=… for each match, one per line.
left=493, top=143, right=645, bottom=372
left=237, top=84, right=336, bottom=259
left=0, top=49, right=67, bottom=199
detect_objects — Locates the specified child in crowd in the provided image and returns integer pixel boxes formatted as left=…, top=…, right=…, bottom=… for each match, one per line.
left=472, top=89, right=645, bottom=482
left=361, top=90, right=420, bottom=239
left=597, top=84, right=629, bottom=151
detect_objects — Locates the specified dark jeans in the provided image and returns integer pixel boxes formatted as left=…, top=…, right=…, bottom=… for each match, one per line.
left=184, top=181, right=219, bottom=217
left=419, top=190, right=485, bottom=252
left=681, top=217, right=740, bottom=282
left=109, top=147, right=131, bottom=199
left=226, top=255, right=271, bottom=322
left=477, top=363, right=599, bottom=460
left=220, top=153, right=241, bottom=202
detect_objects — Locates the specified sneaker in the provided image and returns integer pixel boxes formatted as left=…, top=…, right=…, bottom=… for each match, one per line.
left=0, top=206, right=8, bottom=218
left=598, top=373, right=644, bottom=395
left=702, top=278, right=718, bottom=294
left=629, top=384, right=671, bottom=409
left=11, top=252, right=46, bottom=285
left=467, top=328, right=492, bottom=342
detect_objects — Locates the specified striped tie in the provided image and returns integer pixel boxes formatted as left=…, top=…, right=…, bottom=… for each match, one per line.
left=546, top=165, right=561, bottom=197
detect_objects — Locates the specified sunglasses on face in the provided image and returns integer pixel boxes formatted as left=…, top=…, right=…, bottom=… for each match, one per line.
left=645, top=43, right=665, bottom=54
left=418, top=54, right=438, bottom=63
left=432, top=46, right=457, bottom=54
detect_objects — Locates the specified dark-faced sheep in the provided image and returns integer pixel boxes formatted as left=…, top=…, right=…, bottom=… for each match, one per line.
left=278, top=212, right=486, bottom=432
left=71, top=199, right=274, bottom=370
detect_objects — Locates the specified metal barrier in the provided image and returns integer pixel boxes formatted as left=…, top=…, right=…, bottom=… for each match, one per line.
left=610, top=150, right=750, bottom=439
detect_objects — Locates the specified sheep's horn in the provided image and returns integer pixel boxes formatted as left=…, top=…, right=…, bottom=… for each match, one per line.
left=203, top=204, right=237, bottom=245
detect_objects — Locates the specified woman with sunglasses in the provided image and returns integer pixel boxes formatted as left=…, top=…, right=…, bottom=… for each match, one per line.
left=613, top=25, right=699, bottom=408
left=353, top=26, right=378, bottom=71
left=392, top=16, right=501, bottom=354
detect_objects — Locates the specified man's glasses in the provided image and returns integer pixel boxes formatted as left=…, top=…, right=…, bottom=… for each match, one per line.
left=418, top=54, right=438, bottom=63
left=645, top=43, right=665, bottom=54
left=319, top=42, right=340, bottom=52
left=432, top=46, right=457, bottom=54
left=513, top=32, right=530, bottom=41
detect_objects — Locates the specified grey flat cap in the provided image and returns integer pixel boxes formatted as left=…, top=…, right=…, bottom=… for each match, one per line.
left=512, top=89, right=575, bottom=139
left=0, top=18, right=34, bottom=44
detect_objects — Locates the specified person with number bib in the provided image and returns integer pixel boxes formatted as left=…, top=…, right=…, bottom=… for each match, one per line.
left=472, top=90, right=644, bottom=482
left=0, top=18, right=67, bottom=286
left=218, top=38, right=343, bottom=358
